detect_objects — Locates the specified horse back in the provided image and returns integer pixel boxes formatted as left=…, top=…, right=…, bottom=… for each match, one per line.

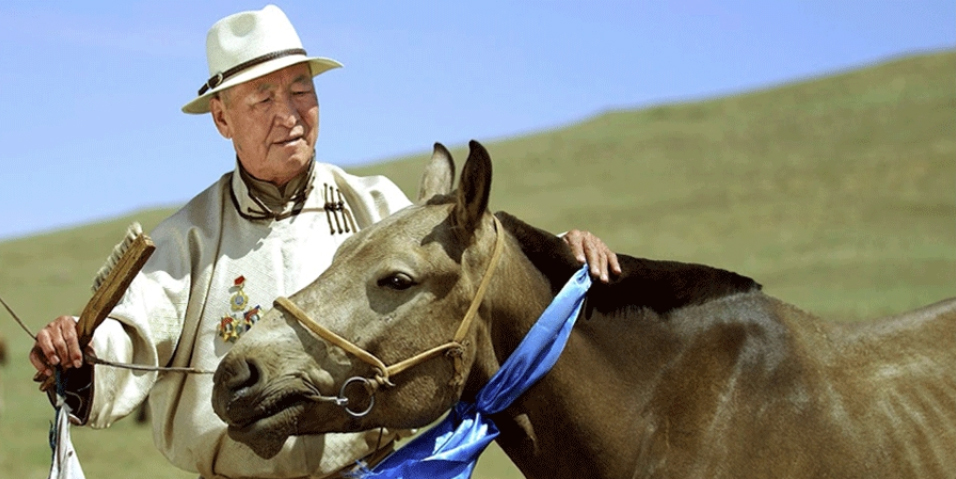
left=821, top=296, right=956, bottom=477
left=623, top=293, right=956, bottom=478
left=712, top=295, right=956, bottom=478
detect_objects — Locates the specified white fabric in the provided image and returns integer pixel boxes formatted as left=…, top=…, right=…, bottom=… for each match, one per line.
left=85, top=161, right=412, bottom=478
left=49, top=398, right=85, bottom=479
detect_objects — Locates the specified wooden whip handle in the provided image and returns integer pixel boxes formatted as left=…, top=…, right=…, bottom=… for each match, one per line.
left=38, top=234, right=155, bottom=392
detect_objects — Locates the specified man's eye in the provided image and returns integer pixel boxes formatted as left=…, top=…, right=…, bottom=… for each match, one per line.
left=378, top=273, right=415, bottom=290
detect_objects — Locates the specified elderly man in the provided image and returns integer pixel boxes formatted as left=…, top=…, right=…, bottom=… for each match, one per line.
left=29, top=5, right=620, bottom=479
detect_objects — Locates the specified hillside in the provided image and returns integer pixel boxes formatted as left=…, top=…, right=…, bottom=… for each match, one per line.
left=0, top=50, right=953, bottom=478
left=353, top=49, right=956, bottom=318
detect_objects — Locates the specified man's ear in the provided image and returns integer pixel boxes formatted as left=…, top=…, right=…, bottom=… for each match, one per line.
left=209, top=96, right=233, bottom=139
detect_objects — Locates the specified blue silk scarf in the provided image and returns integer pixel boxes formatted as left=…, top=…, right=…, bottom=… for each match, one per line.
left=355, top=265, right=592, bottom=479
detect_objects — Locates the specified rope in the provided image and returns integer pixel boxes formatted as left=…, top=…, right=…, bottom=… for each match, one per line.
left=0, top=293, right=37, bottom=340
left=0, top=292, right=213, bottom=376
left=85, top=353, right=215, bottom=375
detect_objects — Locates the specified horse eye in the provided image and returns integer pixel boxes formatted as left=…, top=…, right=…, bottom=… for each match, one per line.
left=378, top=273, right=415, bottom=290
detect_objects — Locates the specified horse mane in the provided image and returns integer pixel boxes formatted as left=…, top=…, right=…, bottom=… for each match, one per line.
left=494, top=211, right=762, bottom=318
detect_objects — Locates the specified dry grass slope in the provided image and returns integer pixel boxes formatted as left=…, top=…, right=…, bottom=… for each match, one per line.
left=0, top=50, right=953, bottom=478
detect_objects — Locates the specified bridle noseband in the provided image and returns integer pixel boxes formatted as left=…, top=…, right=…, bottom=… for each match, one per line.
left=273, top=216, right=505, bottom=417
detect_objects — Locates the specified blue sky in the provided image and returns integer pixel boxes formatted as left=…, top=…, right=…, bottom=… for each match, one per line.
left=0, top=1, right=953, bottom=240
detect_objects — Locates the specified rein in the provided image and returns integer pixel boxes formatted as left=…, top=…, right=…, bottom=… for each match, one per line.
left=273, top=215, right=506, bottom=416
left=1, top=294, right=215, bottom=378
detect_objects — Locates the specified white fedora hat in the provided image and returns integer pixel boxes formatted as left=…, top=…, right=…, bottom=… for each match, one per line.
left=182, top=4, right=342, bottom=114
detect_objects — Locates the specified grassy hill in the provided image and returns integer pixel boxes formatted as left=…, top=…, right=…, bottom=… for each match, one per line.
left=0, top=50, right=953, bottom=478
left=357, top=50, right=955, bottom=319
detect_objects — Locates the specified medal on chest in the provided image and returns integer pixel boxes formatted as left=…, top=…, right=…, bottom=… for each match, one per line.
left=218, top=275, right=261, bottom=343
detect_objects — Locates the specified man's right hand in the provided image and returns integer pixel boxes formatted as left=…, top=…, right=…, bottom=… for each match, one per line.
left=29, top=315, right=85, bottom=379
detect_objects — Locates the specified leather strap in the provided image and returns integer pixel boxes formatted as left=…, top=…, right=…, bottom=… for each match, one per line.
left=198, top=48, right=307, bottom=95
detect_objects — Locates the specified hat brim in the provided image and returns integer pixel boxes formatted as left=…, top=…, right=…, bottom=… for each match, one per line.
left=181, top=55, right=342, bottom=114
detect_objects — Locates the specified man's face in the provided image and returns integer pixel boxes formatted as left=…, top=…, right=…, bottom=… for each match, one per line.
left=209, top=63, right=319, bottom=186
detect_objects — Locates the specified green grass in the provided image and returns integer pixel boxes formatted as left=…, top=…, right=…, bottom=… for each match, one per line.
left=1, top=50, right=953, bottom=478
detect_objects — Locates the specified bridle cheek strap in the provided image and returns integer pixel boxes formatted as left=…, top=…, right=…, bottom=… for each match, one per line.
left=273, top=215, right=506, bottom=392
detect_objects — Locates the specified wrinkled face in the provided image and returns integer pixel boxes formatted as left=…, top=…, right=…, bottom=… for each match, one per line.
left=212, top=142, right=496, bottom=459
left=210, top=63, right=319, bottom=186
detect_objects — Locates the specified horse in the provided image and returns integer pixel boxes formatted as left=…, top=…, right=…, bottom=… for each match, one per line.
left=212, top=141, right=956, bottom=479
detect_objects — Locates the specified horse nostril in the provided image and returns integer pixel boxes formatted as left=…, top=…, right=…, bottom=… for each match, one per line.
left=217, top=356, right=263, bottom=397
left=240, top=359, right=261, bottom=393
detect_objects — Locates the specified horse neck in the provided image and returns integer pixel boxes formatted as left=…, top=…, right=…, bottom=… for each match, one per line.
left=483, top=292, right=753, bottom=479
left=474, top=252, right=758, bottom=478
left=465, top=238, right=556, bottom=395
left=467, top=240, right=647, bottom=479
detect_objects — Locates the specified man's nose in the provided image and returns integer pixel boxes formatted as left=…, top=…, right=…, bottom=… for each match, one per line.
left=275, top=94, right=301, bottom=127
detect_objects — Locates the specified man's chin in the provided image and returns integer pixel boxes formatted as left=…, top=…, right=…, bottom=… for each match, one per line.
left=252, top=152, right=314, bottom=186
left=275, top=150, right=314, bottom=172
left=273, top=140, right=312, bottom=157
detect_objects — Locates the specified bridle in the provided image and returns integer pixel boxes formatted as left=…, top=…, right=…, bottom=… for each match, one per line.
left=273, top=215, right=505, bottom=417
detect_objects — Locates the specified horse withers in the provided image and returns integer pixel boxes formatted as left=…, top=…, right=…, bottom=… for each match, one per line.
left=212, top=141, right=956, bottom=479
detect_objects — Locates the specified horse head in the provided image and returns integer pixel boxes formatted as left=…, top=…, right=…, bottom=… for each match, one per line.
left=212, top=141, right=537, bottom=458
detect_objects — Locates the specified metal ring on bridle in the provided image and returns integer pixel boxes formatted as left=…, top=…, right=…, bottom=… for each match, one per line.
left=340, top=376, right=375, bottom=417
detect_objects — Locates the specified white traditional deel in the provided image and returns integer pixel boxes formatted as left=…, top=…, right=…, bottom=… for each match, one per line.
left=85, top=162, right=411, bottom=478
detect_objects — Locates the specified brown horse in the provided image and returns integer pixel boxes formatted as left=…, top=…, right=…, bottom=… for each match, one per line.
left=212, top=141, right=956, bottom=479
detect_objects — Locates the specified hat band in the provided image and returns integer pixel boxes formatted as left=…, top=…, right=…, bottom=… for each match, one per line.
left=198, top=48, right=307, bottom=96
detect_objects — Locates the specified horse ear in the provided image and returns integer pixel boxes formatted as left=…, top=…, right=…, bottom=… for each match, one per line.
left=418, top=143, right=456, bottom=203
left=453, top=140, right=492, bottom=236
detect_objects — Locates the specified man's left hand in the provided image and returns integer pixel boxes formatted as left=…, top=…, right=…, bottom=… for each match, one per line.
left=562, top=230, right=622, bottom=283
